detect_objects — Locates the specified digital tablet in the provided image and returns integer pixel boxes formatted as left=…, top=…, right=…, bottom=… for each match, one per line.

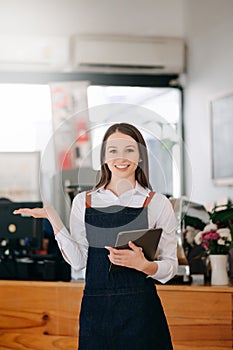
left=109, top=228, right=163, bottom=272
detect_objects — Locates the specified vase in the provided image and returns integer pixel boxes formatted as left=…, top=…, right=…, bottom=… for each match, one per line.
left=228, top=248, right=233, bottom=283
left=209, top=254, right=229, bottom=286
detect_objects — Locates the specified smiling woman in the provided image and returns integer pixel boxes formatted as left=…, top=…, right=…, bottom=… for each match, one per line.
left=96, top=123, right=151, bottom=195
left=13, top=122, right=178, bottom=350
left=106, top=132, right=139, bottom=171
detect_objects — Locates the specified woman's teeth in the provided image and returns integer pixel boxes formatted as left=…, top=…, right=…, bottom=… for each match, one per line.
left=115, top=165, right=128, bottom=169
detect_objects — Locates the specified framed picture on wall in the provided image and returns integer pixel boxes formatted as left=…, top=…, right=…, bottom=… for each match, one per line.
left=210, top=93, right=233, bottom=185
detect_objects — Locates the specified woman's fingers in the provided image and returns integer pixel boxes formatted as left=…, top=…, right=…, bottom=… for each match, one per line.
left=105, top=243, right=145, bottom=268
left=128, top=241, right=143, bottom=252
left=105, top=246, right=125, bottom=265
left=13, top=207, right=47, bottom=219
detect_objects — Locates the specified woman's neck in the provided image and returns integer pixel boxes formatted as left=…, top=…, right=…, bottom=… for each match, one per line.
left=106, top=178, right=136, bottom=197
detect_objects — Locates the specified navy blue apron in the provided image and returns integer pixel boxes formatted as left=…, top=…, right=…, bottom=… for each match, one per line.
left=78, top=191, right=173, bottom=350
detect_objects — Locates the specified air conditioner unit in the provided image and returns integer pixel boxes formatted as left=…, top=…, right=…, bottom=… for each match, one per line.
left=71, top=34, right=185, bottom=74
left=0, top=35, right=70, bottom=71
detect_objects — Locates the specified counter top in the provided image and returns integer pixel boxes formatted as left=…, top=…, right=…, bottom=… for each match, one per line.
left=0, top=279, right=232, bottom=293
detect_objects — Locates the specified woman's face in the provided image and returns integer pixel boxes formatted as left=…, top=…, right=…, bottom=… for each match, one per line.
left=104, top=131, right=140, bottom=180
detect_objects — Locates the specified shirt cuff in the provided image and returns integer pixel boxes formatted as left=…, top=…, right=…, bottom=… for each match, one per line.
left=147, top=260, right=177, bottom=284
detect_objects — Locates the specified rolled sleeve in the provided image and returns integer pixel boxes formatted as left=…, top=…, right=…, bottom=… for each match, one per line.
left=55, top=226, right=88, bottom=270
left=147, top=194, right=178, bottom=283
left=55, top=192, right=89, bottom=271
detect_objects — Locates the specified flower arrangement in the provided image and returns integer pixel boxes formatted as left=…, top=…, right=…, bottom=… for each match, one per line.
left=194, top=223, right=232, bottom=255
left=208, top=203, right=233, bottom=245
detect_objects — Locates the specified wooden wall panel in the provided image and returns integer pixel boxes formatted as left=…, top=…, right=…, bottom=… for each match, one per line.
left=0, top=281, right=81, bottom=339
left=0, top=281, right=232, bottom=350
left=157, top=285, right=233, bottom=349
left=0, top=333, right=77, bottom=350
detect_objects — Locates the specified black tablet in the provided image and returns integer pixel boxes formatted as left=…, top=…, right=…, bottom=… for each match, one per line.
left=109, top=228, right=163, bottom=272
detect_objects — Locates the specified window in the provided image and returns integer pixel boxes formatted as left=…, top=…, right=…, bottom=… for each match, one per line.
left=0, top=84, right=52, bottom=200
left=87, top=85, right=182, bottom=197
left=0, top=81, right=183, bottom=201
left=0, top=84, right=52, bottom=152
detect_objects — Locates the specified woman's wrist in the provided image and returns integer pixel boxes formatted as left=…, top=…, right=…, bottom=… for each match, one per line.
left=44, top=206, right=64, bottom=235
left=139, top=260, right=158, bottom=276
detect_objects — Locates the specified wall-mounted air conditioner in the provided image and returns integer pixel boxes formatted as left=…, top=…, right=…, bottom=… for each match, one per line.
left=71, top=34, right=185, bottom=74
left=0, top=35, right=70, bottom=71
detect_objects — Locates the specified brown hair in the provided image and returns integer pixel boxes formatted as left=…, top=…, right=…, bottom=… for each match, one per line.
left=95, top=123, right=152, bottom=190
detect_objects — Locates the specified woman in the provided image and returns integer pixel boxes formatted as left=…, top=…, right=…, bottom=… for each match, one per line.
left=14, top=122, right=178, bottom=349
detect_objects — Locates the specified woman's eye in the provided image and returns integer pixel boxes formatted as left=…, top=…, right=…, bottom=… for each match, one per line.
left=109, top=149, right=117, bottom=154
left=126, top=148, right=134, bottom=153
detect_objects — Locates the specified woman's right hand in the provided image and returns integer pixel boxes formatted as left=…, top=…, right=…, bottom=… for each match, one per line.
left=13, top=206, right=64, bottom=235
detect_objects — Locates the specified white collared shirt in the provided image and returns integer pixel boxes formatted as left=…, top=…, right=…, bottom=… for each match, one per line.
left=55, top=182, right=178, bottom=284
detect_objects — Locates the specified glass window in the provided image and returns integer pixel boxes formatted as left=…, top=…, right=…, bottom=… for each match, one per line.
left=0, top=84, right=52, bottom=152
left=0, top=84, right=52, bottom=200
left=87, top=85, right=182, bottom=197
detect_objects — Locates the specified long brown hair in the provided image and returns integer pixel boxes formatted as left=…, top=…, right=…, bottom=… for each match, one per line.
left=95, top=123, right=152, bottom=190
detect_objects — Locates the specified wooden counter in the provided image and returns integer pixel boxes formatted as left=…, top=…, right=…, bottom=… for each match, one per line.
left=0, top=280, right=232, bottom=350
left=157, top=284, right=233, bottom=350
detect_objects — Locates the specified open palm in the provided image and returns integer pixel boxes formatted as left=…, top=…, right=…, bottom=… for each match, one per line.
left=13, top=207, right=48, bottom=219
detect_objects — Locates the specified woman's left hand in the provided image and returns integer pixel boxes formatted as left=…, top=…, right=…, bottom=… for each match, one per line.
left=105, top=241, right=157, bottom=274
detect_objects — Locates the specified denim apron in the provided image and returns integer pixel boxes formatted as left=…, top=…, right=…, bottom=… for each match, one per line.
left=78, top=191, right=173, bottom=350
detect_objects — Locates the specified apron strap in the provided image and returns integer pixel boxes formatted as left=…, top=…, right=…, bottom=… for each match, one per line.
left=143, top=191, right=155, bottom=207
left=86, top=190, right=92, bottom=208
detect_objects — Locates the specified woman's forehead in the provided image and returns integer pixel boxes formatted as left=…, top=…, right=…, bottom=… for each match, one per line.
left=106, top=131, right=137, bottom=146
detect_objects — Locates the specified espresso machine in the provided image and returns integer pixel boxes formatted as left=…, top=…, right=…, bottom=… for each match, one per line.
left=170, top=197, right=209, bottom=283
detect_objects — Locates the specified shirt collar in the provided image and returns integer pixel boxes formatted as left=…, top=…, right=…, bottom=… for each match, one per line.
left=91, top=181, right=150, bottom=197
left=135, top=182, right=150, bottom=197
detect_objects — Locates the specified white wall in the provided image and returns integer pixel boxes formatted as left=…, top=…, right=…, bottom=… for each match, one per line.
left=0, top=0, right=184, bottom=37
left=184, top=0, right=233, bottom=205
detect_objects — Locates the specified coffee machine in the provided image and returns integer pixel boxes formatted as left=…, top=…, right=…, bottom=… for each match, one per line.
left=170, top=197, right=209, bottom=283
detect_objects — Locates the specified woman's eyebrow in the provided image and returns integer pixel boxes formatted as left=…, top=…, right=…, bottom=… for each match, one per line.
left=125, top=144, right=136, bottom=148
left=107, top=144, right=137, bottom=149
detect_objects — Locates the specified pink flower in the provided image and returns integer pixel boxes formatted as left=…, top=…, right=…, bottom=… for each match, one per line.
left=201, top=231, right=220, bottom=241
left=194, top=224, right=231, bottom=255
left=202, top=241, right=209, bottom=249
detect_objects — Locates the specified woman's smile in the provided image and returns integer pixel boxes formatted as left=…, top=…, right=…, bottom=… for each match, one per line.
left=104, top=131, right=140, bottom=190
left=114, top=164, right=130, bottom=170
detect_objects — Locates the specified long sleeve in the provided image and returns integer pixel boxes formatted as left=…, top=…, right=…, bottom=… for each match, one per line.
left=55, top=192, right=88, bottom=271
left=147, top=194, right=178, bottom=284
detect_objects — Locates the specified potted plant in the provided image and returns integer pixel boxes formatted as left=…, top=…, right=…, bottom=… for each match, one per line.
left=194, top=223, right=231, bottom=285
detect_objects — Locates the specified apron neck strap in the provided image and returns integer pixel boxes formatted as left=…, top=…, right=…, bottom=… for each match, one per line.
left=85, top=190, right=92, bottom=208
left=142, top=191, right=155, bottom=207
